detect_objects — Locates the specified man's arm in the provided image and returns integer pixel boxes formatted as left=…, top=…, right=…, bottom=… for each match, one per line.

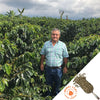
left=63, top=58, right=68, bottom=74
left=40, top=55, right=45, bottom=71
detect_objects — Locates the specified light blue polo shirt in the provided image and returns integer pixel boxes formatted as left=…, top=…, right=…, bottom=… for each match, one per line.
left=40, top=40, right=69, bottom=67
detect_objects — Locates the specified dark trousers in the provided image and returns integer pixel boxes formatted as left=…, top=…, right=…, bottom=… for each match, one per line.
left=45, top=65, right=62, bottom=96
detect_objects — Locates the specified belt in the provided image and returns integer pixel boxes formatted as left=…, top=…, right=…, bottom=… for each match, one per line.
left=46, top=65, right=61, bottom=69
left=51, top=67, right=61, bottom=69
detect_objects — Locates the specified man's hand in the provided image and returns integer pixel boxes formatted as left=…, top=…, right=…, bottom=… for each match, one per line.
left=63, top=58, right=68, bottom=74
left=40, top=64, right=44, bottom=71
left=40, top=55, right=45, bottom=71
left=63, top=67, right=67, bottom=74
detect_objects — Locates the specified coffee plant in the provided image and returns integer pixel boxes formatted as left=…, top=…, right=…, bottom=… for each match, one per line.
left=0, top=14, right=100, bottom=100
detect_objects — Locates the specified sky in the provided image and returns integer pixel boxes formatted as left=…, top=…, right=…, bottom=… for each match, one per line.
left=0, top=0, right=100, bottom=20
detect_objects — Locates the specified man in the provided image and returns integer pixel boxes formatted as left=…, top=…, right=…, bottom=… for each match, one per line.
left=40, top=28, right=69, bottom=96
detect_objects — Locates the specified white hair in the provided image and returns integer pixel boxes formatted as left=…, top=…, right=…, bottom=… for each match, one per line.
left=51, top=28, right=61, bottom=35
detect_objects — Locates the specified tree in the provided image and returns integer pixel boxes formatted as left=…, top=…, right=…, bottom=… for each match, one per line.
left=66, top=15, right=68, bottom=20
left=59, top=10, right=64, bottom=19
left=6, top=10, right=15, bottom=18
left=18, top=8, right=25, bottom=18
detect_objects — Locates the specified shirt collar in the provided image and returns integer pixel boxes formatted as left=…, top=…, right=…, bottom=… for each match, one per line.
left=50, top=39, right=59, bottom=44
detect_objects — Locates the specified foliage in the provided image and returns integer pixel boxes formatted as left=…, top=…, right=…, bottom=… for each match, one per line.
left=6, top=10, right=16, bottom=18
left=0, top=13, right=100, bottom=100
left=18, top=8, right=25, bottom=18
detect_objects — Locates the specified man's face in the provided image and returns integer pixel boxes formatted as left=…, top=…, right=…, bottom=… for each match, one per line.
left=51, top=30, right=60, bottom=42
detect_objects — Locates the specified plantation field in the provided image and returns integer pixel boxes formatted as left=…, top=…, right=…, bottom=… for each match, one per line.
left=0, top=14, right=100, bottom=100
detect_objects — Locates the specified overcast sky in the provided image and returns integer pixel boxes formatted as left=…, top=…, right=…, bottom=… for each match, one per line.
left=0, top=0, right=100, bottom=20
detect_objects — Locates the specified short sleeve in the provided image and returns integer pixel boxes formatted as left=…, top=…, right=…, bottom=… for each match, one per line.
left=40, top=43, right=46, bottom=55
left=63, top=44, right=69, bottom=58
